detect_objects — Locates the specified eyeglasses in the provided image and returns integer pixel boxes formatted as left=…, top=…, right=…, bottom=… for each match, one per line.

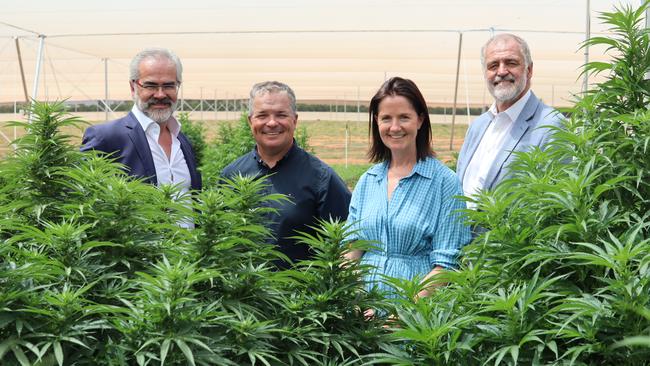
left=133, top=80, right=180, bottom=93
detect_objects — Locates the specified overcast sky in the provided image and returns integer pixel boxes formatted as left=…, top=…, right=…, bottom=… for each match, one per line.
left=0, top=0, right=642, bottom=106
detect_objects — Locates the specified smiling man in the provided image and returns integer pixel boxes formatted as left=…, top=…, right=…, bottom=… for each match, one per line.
left=81, top=48, right=202, bottom=225
left=222, top=81, right=351, bottom=267
left=456, top=34, right=563, bottom=209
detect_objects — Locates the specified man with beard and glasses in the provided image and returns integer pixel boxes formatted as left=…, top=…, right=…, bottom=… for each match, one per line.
left=456, top=33, right=563, bottom=209
left=81, top=48, right=201, bottom=227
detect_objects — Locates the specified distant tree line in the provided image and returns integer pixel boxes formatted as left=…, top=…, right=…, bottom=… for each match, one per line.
left=0, top=100, right=488, bottom=116
left=296, top=103, right=486, bottom=116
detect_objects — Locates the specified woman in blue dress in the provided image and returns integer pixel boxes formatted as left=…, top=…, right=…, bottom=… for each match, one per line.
left=344, top=77, right=471, bottom=301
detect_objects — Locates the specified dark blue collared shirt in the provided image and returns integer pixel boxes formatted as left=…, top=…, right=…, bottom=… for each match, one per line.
left=222, top=142, right=351, bottom=266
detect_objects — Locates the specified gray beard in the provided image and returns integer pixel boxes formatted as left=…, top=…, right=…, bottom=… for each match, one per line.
left=489, top=76, right=527, bottom=104
left=134, top=97, right=177, bottom=124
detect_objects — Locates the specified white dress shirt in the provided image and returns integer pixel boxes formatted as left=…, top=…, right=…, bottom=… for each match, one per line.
left=132, top=106, right=194, bottom=228
left=463, top=90, right=531, bottom=208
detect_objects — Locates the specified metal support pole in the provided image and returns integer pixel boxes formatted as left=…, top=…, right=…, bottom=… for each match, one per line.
left=104, top=58, right=109, bottom=121
left=200, top=87, right=204, bottom=121
left=583, top=0, right=591, bottom=93
left=551, top=85, right=555, bottom=107
left=214, top=90, right=218, bottom=121
left=31, top=35, right=46, bottom=103
left=26, top=34, right=46, bottom=123
left=450, top=32, right=463, bottom=151
left=357, top=86, right=360, bottom=123
left=14, top=37, right=29, bottom=103
left=180, top=84, right=184, bottom=112
left=345, top=123, right=349, bottom=168
left=336, top=98, right=339, bottom=121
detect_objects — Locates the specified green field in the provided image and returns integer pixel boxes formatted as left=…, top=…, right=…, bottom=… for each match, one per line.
left=0, top=116, right=468, bottom=173
left=197, top=118, right=467, bottom=166
left=195, top=118, right=467, bottom=188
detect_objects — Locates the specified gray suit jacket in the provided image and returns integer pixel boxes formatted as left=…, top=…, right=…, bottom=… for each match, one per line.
left=456, top=92, right=562, bottom=191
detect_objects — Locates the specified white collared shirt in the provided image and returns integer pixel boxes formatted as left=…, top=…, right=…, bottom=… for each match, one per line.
left=131, top=105, right=194, bottom=228
left=463, top=90, right=531, bottom=208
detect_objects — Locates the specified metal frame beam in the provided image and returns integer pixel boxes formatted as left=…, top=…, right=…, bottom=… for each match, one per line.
left=449, top=32, right=463, bottom=151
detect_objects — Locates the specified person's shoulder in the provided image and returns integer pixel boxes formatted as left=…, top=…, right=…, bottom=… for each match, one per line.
left=296, top=147, right=351, bottom=190
left=353, top=162, right=385, bottom=186
left=86, top=113, right=134, bottom=134
left=467, top=110, right=492, bottom=131
left=422, top=156, right=456, bottom=180
left=540, top=105, right=564, bottom=126
left=364, top=161, right=386, bottom=176
left=349, top=162, right=383, bottom=192
left=531, top=93, right=564, bottom=126
left=82, top=115, right=136, bottom=150
left=473, top=109, right=492, bottom=120
left=421, top=158, right=463, bottom=196
left=297, top=147, right=336, bottom=174
left=304, top=151, right=348, bottom=191
left=222, top=150, right=256, bottom=177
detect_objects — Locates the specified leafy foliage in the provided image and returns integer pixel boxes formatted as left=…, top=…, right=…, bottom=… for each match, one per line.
left=3, top=2, right=649, bottom=364
left=374, top=1, right=650, bottom=364
left=177, top=112, right=207, bottom=167
left=0, top=102, right=386, bottom=365
left=200, top=114, right=256, bottom=187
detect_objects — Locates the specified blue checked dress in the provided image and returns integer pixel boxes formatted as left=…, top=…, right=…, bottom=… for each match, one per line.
left=347, top=157, right=471, bottom=296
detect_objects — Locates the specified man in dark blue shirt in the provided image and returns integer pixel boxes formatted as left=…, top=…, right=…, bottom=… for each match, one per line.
left=222, top=81, right=351, bottom=266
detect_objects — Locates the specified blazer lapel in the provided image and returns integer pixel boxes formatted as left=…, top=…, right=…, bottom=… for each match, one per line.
left=483, top=94, right=540, bottom=190
left=458, top=113, right=492, bottom=182
left=124, top=112, right=157, bottom=185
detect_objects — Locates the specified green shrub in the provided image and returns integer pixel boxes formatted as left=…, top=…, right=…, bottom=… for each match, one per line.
left=200, top=114, right=256, bottom=187
left=295, top=125, right=314, bottom=154
left=0, top=101, right=387, bottom=365
left=4, top=3, right=648, bottom=364
left=177, top=112, right=207, bottom=166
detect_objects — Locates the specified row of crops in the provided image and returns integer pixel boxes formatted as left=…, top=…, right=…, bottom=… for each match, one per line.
left=2, top=2, right=650, bottom=365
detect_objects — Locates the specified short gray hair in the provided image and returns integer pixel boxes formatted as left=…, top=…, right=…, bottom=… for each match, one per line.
left=248, top=81, right=297, bottom=116
left=480, top=33, right=532, bottom=69
left=129, top=48, right=183, bottom=83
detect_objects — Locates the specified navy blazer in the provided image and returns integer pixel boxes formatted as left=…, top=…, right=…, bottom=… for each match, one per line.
left=81, top=112, right=202, bottom=191
left=456, top=92, right=563, bottom=191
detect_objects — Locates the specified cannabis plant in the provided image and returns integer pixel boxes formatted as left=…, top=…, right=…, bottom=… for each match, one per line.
left=276, top=221, right=390, bottom=364
left=177, top=112, right=207, bottom=166
left=0, top=101, right=85, bottom=226
left=375, top=1, right=650, bottom=365
left=200, top=114, right=256, bottom=186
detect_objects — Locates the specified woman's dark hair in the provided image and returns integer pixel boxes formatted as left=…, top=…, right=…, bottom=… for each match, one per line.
left=367, top=77, right=434, bottom=163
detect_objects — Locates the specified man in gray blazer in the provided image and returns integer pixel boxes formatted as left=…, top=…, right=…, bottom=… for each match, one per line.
left=456, top=33, right=562, bottom=208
